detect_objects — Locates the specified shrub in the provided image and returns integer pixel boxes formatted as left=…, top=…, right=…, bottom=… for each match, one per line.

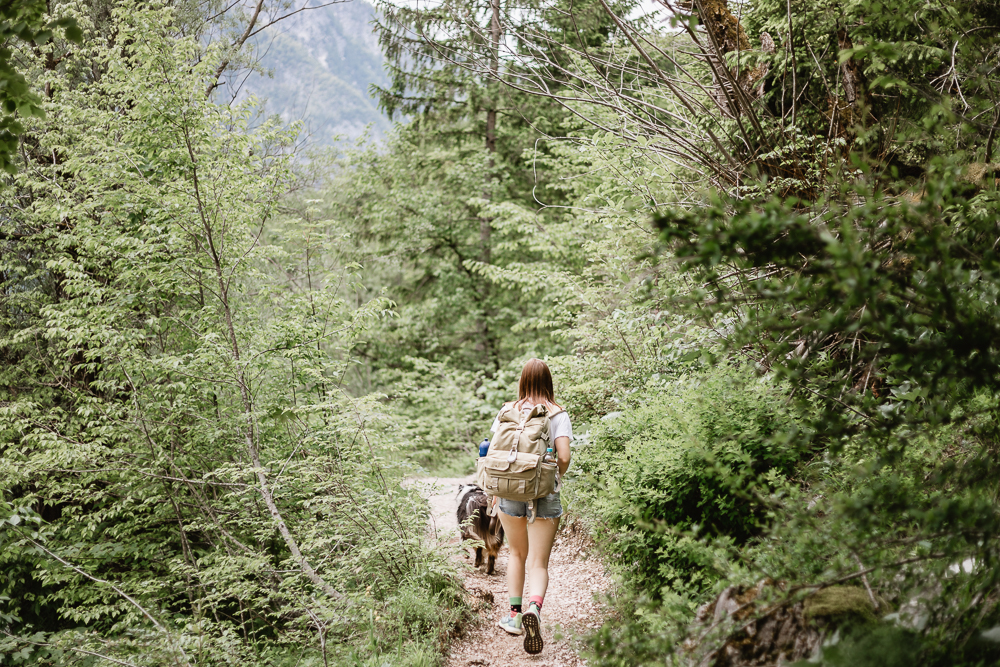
left=575, top=364, right=807, bottom=598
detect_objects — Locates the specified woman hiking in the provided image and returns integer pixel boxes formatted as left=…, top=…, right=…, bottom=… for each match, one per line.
left=491, top=358, right=572, bottom=655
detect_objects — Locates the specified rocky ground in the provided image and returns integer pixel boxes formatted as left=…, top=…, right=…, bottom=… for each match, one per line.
left=417, top=476, right=614, bottom=667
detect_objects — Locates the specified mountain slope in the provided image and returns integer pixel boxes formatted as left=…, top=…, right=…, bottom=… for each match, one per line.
left=242, top=0, right=390, bottom=145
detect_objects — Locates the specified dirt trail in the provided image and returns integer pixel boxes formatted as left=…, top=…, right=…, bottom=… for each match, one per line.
left=417, top=476, right=614, bottom=667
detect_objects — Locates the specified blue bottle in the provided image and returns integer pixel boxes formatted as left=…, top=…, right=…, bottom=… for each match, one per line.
left=479, top=438, right=490, bottom=457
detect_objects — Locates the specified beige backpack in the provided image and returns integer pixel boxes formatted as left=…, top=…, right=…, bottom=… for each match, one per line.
left=477, top=402, right=560, bottom=522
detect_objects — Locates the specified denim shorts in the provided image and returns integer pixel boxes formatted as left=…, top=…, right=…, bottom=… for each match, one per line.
left=498, top=492, right=563, bottom=520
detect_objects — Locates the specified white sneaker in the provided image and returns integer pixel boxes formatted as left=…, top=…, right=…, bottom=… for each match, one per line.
left=498, top=612, right=523, bottom=635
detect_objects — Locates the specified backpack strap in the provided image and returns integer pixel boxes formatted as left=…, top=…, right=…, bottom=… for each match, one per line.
left=504, top=410, right=529, bottom=463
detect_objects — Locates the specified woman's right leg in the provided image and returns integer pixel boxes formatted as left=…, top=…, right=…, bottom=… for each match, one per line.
left=525, top=515, right=560, bottom=601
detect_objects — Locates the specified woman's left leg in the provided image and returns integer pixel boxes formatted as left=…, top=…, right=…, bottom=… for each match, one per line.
left=498, top=511, right=529, bottom=600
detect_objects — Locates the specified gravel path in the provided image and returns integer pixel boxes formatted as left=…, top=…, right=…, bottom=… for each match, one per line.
left=416, top=476, right=614, bottom=667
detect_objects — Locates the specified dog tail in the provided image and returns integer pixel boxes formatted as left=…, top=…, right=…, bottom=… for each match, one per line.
left=485, top=512, right=504, bottom=553
left=477, top=503, right=493, bottom=535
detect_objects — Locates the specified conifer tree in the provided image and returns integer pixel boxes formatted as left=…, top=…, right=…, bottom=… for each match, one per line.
left=358, top=0, right=629, bottom=373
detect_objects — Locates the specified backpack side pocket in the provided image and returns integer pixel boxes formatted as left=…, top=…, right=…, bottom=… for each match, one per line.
left=536, top=461, right=557, bottom=499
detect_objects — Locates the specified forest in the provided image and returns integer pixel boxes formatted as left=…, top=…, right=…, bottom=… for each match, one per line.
left=2, top=0, right=1000, bottom=665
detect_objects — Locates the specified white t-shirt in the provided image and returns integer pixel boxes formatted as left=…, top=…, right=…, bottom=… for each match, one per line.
left=489, top=403, right=573, bottom=443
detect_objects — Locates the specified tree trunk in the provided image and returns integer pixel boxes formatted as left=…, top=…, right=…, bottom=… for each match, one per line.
left=482, top=0, right=500, bottom=265
left=478, top=0, right=502, bottom=373
left=837, top=28, right=869, bottom=132
left=694, top=0, right=751, bottom=117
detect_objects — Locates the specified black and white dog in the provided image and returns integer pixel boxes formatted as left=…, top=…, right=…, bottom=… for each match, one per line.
left=456, top=484, right=504, bottom=575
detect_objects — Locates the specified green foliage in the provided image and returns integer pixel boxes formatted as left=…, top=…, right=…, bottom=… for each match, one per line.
left=305, top=118, right=599, bottom=467
left=372, top=357, right=517, bottom=471
left=643, top=124, right=1000, bottom=667
left=322, top=123, right=565, bottom=373
left=0, top=0, right=79, bottom=174
left=3, top=0, right=996, bottom=663
left=0, top=2, right=462, bottom=664
left=575, top=364, right=805, bottom=598
left=342, top=0, right=1000, bottom=660
left=810, top=625, right=923, bottom=667
left=530, top=0, right=1000, bottom=662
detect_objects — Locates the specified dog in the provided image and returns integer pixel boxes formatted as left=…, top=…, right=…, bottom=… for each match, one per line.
left=456, top=484, right=504, bottom=575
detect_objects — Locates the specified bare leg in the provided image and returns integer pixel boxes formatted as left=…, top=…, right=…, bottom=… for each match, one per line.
left=499, top=512, right=528, bottom=600
left=526, top=516, right=560, bottom=600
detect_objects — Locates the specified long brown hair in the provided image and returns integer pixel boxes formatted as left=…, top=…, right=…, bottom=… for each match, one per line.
left=516, top=358, right=560, bottom=409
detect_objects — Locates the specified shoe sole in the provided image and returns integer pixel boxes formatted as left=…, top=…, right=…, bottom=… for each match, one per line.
left=498, top=618, right=523, bottom=636
left=522, top=612, right=543, bottom=654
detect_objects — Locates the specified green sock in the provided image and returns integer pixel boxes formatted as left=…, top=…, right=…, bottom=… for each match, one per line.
left=510, top=597, right=522, bottom=615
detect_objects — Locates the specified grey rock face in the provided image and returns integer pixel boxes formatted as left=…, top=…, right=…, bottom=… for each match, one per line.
left=238, top=0, right=390, bottom=145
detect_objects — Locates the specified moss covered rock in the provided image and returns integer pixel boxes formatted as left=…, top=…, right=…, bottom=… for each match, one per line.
left=804, top=586, right=881, bottom=625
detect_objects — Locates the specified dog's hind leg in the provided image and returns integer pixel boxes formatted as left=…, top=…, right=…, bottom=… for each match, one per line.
left=487, top=554, right=496, bottom=575
left=474, top=547, right=483, bottom=568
